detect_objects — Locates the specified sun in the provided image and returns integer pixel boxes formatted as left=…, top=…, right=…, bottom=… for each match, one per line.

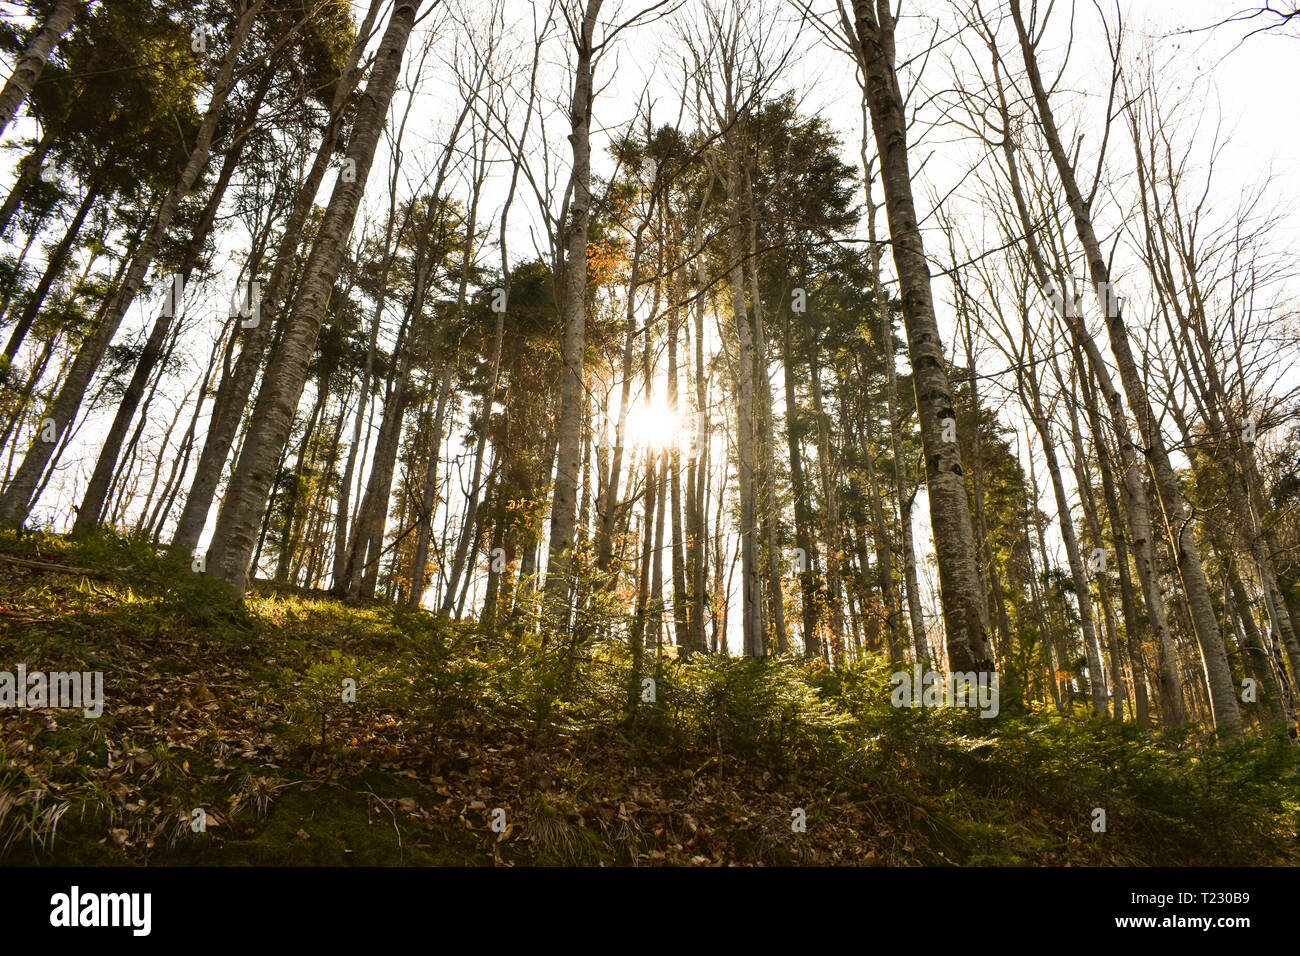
left=624, top=395, right=684, bottom=451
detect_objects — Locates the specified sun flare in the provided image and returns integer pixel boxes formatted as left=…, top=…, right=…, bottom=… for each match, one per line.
left=624, top=395, right=684, bottom=451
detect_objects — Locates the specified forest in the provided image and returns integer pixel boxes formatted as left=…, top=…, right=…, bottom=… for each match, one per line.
left=0, top=0, right=1297, bottom=869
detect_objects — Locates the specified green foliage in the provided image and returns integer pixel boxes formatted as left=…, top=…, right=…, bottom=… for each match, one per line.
left=665, top=655, right=852, bottom=764
left=2, top=533, right=1295, bottom=866
left=819, top=671, right=1299, bottom=865
left=288, top=650, right=394, bottom=746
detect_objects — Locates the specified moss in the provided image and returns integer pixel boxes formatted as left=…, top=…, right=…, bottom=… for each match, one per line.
left=161, top=787, right=482, bottom=866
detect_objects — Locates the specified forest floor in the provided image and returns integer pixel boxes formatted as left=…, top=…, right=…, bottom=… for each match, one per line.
left=1, top=531, right=1296, bottom=867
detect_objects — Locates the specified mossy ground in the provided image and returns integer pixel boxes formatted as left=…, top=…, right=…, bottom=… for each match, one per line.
left=1, top=530, right=1296, bottom=866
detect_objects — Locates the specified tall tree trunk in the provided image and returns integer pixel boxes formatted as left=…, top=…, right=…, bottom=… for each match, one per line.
left=1058, top=356, right=1128, bottom=719
left=0, top=2, right=261, bottom=528
left=667, top=298, right=690, bottom=652
left=1010, top=0, right=1240, bottom=737
left=649, top=451, right=668, bottom=654
left=1016, top=340, right=1108, bottom=714
left=686, top=232, right=710, bottom=655
left=845, top=0, right=992, bottom=672
left=808, top=334, right=846, bottom=658
left=781, top=302, right=819, bottom=657
left=206, top=1, right=421, bottom=592
left=952, top=285, right=1011, bottom=668
left=275, top=367, right=331, bottom=581
left=0, top=218, right=42, bottom=327
left=0, top=222, right=127, bottom=464
left=721, top=143, right=763, bottom=657
left=987, top=53, right=1182, bottom=726
left=1077, top=351, right=1151, bottom=724
left=72, top=113, right=256, bottom=534
left=0, top=0, right=81, bottom=136
left=1227, top=565, right=1289, bottom=726
left=861, top=410, right=901, bottom=661
left=442, top=190, right=504, bottom=612
left=333, top=205, right=404, bottom=591
left=333, top=48, right=471, bottom=593
left=594, top=222, right=647, bottom=575
left=0, top=124, right=56, bottom=237
left=408, top=362, right=453, bottom=605
left=1029, top=453, right=1075, bottom=711
left=170, top=0, right=381, bottom=558
left=861, top=125, right=921, bottom=664
left=747, top=217, right=788, bottom=654
left=543, top=0, right=603, bottom=628
left=144, top=317, right=230, bottom=541
left=3, top=171, right=101, bottom=362
left=344, top=262, right=429, bottom=599
left=629, top=448, right=658, bottom=690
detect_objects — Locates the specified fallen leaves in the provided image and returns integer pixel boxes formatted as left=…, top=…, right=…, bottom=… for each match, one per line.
left=0, top=554, right=908, bottom=868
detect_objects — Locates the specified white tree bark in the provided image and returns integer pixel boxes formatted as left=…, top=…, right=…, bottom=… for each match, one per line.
left=207, top=0, right=423, bottom=592
left=0, top=0, right=81, bottom=137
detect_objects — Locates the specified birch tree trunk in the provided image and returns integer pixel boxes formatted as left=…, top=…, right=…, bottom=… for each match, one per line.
left=1021, top=367, right=1108, bottom=714
left=0, top=0, right=81, bottom=137
left=782, top=299, right=819, bottom=656
left=0, top=1, right=262, bottom=528
left=3, top=170, right=101, bottom=362
left=844, top=0, right=992, bottom=672
left=884, top=305, right=929, bottom=662
left=727, top=171, right=763, bottom=657
left=1060, top=358, right=1128, bottom=719
left=207, top=0, right=422, bottom=592
left=686, top=217, right=710, bottom=655
left=982, top=46, right=1184, bottom=725
left=667, top=283, right=690, bottom=652
left=73, top=92, right=263, bottom=535
left=542, top=0, right=603, bottom=629
left=170, top=0, right=381, bottom=558
left=1010, top=0, right=1240, bottom=737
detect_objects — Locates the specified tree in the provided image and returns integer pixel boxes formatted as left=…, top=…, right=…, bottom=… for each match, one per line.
left=1008, top=0, right=1241, bottom=738
left=839, top=0, right=993, bottom=673
left=0, top=0, right=82, bottom=136
left=206, top=0, right=425, bottom=592
left=542, top=0, right=604, bottom=629
left=0, top=0, right=263, bottom=528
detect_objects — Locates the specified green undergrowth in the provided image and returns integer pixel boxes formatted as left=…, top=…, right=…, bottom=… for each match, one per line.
left=1, top=530, right=1296, bottom=866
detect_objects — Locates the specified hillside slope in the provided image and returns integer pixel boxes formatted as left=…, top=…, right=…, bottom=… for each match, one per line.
left=1, top=532, right=1296, bottom=866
